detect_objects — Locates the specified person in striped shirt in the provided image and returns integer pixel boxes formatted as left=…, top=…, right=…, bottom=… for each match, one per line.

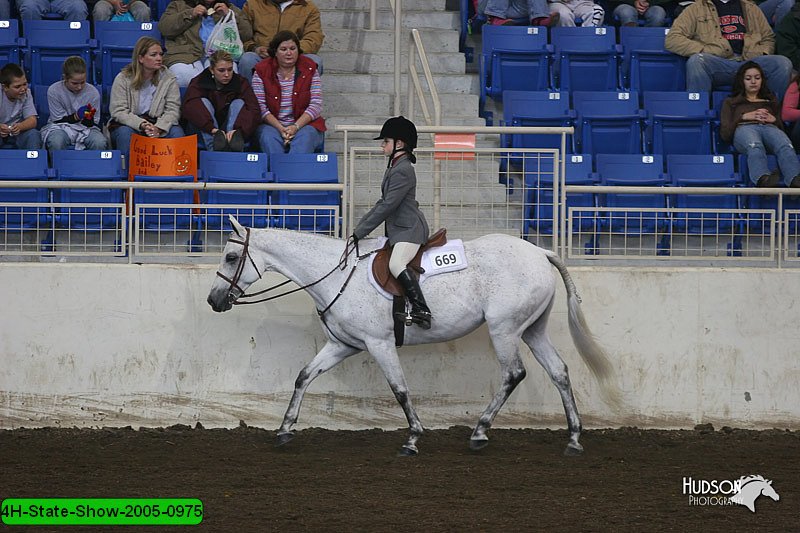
left=251, top=30, right=325, bottom=154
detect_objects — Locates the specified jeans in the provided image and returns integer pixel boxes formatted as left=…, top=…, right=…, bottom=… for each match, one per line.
left=111, top=124, right=186, bottom=161
left=0, top=0, right=10, bottom=19
left=613, top=3, right=667, bottom=26
left=686, top=53, right=793, bottom=100
left=484, top=0, right=550, bottom=20
left=17, top=0, right=88, bottom=20
left=92, top=0, right=151, bottom=22
left=0, top=128, right=41, bottom=149
left=45, top=129, right=108, bottom=151
left=186, top=98, right=245, bottom=150
left=733, top=124, right=800, bottom=185
left=758, top=0, right=793, bottom=26
left=238, top=53, right=323, bottom=83
left=257, top=123, right=323, bottom=154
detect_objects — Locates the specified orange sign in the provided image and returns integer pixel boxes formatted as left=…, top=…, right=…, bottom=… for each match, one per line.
left=128, top=134, right=198, bottom=180
left=434, top=133, right=476, bottom=161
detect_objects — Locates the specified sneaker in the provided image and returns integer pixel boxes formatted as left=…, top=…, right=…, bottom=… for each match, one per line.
left=531, top=12, right=560, bottom=27
left=228, top=130, right=245, bottom=152
left=212, top=130, right=228, bottom=151
left=488, top=15, right=514, bottom=25
left=756, top=172, right=780, bottom=188
left=790, top=175, right=800, bottom=188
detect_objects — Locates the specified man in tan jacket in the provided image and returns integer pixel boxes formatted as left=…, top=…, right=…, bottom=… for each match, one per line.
left=665, top=0, right=792, bottom=97
left=238, top=0, right=324, bottom=81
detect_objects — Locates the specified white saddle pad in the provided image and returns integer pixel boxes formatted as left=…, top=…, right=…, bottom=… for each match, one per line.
left=367, top=237, right=468, bottom=300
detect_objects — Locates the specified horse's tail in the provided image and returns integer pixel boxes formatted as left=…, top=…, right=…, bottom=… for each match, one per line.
left=545, top=250, right=623, bottom=413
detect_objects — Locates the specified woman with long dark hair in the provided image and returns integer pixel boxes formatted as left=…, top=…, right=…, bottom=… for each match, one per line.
left=720, top=61, right=800, bottom=187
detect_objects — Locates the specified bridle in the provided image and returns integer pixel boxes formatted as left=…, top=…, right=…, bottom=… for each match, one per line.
left=215, top=227, right=374, bottom=312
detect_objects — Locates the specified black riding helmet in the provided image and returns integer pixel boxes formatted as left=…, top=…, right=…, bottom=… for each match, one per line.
left=375, top=116, right=417, bottom=166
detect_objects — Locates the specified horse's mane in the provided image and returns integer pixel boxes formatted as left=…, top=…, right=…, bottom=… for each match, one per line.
left=739, top=474, right=769, bottom=484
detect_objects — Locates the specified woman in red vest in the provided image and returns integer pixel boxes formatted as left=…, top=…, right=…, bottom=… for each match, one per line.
left=251, top=30, right=325, bottom=154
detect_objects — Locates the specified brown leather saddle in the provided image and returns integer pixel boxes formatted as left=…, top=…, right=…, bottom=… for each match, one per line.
left=371, top=228, right=447, bottom=297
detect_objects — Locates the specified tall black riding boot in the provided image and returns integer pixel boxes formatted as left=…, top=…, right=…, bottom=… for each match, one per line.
left=396, top=269, right=432, bottom=330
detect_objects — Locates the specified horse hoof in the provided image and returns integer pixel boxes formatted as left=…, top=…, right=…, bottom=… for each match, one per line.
left=469, top=438, right=489, bottom=451
left=564, top=443, right=584, bottom=456
left=275, top=432, right=295, bottom=447
left=398, top=445, right=418, bottom=457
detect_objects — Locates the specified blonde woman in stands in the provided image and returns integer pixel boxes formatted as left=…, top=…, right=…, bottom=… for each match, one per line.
left=41, top=56, right=106, bottom=151
left=108, top=37, right=184, bottom=160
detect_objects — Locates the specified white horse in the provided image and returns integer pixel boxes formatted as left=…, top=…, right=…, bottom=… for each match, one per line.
left=207, top=217, right=620, bottom=456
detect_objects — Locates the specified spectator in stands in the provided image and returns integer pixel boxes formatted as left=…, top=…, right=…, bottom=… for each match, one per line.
left=93, top=0, right=151, bottom=22
left=548, top=0, right=605, bottom=27
left=182, top=50, right=261, bottom=151
left=238, top=0, right=324, bottom=82
left=721, top=61, right=800, bottom=187
left=775, top=3, right=800, bottom=72
left=665, top=0, right=792, bottom=99
left=16, top=0, right=88, bottom=20
left=611, top=0, right=671, bottom=26
left=252, top=30, right=324, bottom=154
left=780, top=73, right=800, bottom=151
left=0, top=63, right=41, bottom=150
left=482, top=0, right=560, bottom=27
left=756, top=0, right=793, bottom=27
left=108, top=37, right=184, bottom=159
left=41, top=56, right=106, bottom=151
left=159, top=0, right=253, bottom=87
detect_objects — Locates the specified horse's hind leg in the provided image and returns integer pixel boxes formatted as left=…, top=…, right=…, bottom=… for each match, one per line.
left=276, top=341, right=360, bottom=445
left=366, top=339, right=424, bottom=456
left=470, top=330, right=527, bottom=451
left=522, top=322, right=583, bottom=456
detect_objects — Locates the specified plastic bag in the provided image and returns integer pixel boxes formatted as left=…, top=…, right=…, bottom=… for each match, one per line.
left=204, top=10, right=244, bottom=60
left=110, top=11, right=135, bottom=21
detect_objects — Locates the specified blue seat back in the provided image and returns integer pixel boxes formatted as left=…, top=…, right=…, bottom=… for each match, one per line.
left=199, top=152, right=273, bottom=229
left=270, top=152, right=339, bottom=231
left=0, top=150, right=51, bottom=228
left=573, top=91, right=643, bottom=155
left=24, top=20, right=93, bottom=86
left=32, top=84, right=49, bottom=128
left=0, top=19, right=22, bottom=65
left=503, top=90, right=573, bottom=153
left=94, top=21, right=161, bottom=88
left=52, top=150, right=125, bottom=228
left=597, top=154, right=667, bottom=233
left=643, top=91, right=712, bottom=155
left=481, top=26, right=550, bottom=101
left=712, top=90, right=734, bottom=154
left=667, top=154, right=740, bottom=233
left=551, top=26, right=618, bottom=91
left=134, top=174, right=197, bottom=230
left=619, top=26, right=685, bottom=91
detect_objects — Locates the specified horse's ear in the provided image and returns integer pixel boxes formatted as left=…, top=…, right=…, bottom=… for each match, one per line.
left=229, top=215, right=245, bottom=237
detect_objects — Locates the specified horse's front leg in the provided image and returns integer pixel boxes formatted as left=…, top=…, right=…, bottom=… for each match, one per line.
left=276, top=341, right=360, bottom=446
left=366, top=339, right=424, bottom=456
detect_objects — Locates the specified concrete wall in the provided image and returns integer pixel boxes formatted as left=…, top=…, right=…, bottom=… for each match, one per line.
left=1, top=263, right=798, bottom=431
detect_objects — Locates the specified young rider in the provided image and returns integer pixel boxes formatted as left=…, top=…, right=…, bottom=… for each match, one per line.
left=352, top=116, right=432, bottom=330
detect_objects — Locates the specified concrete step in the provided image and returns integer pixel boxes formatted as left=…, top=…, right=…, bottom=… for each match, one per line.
left=323, top=28, right=460, bottom=53
left=323, top=51, right=465, bottom=75
left=315, top=0, right=448, bottom=11
left=322, top=72, right=479, bottom=95
left=320, top=9, right=460, bottom=30
left=324, top=92, right=479, bottom=117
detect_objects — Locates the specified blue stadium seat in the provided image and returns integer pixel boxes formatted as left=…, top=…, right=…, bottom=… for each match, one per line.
left=738, top=154, right=800, bottom=233
left=712, top=90, right=734, bottom=154
left=23, top=20, right=95, bottom=86
left=152, top=0, right=172, bottom=21
left=596, top=153, right=669, bottom=236
left=199, top=151, right=274, bottom=230
left=0, top=19, right=22, bottom=66
left=480, top=25, right=551, bottom=119
left=32, top=84, right=49, bottom=128
left=551, top=26, right=620, bottom=92
left=0, top=150, right=52, bottom=231
left=524, top=153, right=598, bottom=237
left=643, top=91, right=714, bottom=155
left=573, top=91, right=645, bottom=156
left=667, top=154, right=743, bottom=236
left=619, top=26, right=686, bottom=92
left=52, top=150, right=125, bottom=229
left=133, top=174, right=201, bottom=232
left=270, top=152, right=340, bottom=232
left=502, top=90, right=575, bottom=159
left=94, top=21, right=161, bottom=89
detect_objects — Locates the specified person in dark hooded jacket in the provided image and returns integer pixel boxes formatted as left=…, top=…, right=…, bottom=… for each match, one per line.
left=775, top=3, right=800, bottom=72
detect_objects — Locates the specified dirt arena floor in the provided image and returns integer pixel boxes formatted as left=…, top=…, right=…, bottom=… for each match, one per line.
left=1, top=424, right=797, bottom=532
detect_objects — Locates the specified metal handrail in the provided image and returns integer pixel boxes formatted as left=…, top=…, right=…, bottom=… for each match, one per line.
left=407, top=28, right=441, bottom=127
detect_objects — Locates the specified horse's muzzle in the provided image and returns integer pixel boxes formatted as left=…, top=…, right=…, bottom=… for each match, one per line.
left=207, top=292, right=234, bottom=313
